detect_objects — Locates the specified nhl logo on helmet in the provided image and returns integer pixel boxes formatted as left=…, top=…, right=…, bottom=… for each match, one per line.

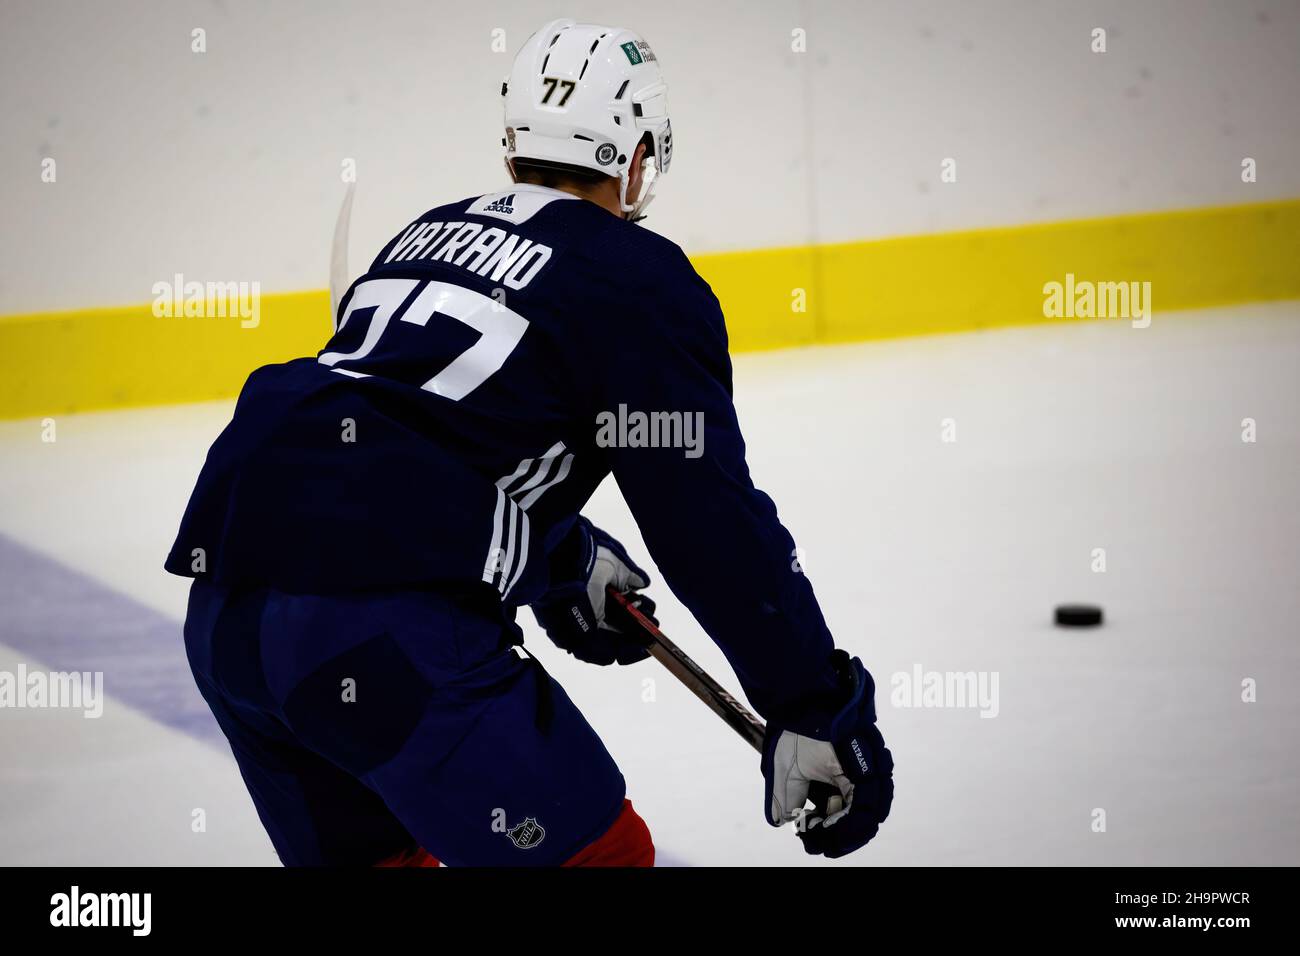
left=595, top=143, right=617, bottom=166
left=507, top=816, right=547, bottom=849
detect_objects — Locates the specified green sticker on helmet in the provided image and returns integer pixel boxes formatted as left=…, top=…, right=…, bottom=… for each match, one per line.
left=620, top=41, right=643, bottom=65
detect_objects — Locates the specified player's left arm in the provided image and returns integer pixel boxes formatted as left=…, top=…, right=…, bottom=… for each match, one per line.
left=582, top=250, right=893, bottom=856
left=594, top=266, right=842, bottom=725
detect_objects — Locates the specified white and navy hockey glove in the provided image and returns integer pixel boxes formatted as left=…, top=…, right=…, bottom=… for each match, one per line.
left=763, top=651, right=894, bottom=858
left=531, top=517, right=656, bottom=666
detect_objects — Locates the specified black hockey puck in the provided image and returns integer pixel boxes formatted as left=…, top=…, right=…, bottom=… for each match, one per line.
left=1054, top=604, right=1103, bottom=627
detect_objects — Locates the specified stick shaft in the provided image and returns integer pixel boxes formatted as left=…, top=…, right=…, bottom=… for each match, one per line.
left=607, top=589, right=766, bottom=753
left=329, top=182, right=356, bottom=325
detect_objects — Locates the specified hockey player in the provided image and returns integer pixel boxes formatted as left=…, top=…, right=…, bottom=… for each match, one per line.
left=167, top=19, right=892, bottom=866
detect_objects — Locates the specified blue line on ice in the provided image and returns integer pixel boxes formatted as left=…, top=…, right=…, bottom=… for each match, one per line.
left=0, top=531, right=221, bottom=743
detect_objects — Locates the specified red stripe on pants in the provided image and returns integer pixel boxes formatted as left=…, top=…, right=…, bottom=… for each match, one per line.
left=563, top=799, right=654, bottom=867
left=375, top=798, right=654, bottom=867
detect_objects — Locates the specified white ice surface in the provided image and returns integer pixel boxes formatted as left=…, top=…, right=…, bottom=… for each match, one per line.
left=1, top=303, right=1298, bottom=866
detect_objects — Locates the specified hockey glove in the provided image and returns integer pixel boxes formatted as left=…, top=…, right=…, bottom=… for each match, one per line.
left=531, top=517, right=655, bottom=666
left=762, top=650, right=894, bottom=858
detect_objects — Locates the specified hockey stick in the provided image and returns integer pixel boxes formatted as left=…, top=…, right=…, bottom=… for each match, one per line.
left=329, top=181, right=356, bottom=324
left=608, top=588, right=843, bottom=821
left=607, top=588, right=766, bottom=753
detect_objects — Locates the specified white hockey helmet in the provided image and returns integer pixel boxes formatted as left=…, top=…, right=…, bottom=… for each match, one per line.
left=503, top=19, right=672, bottom=220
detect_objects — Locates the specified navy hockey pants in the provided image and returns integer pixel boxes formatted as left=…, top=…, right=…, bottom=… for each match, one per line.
left=183, top=580, right=637, bottom=866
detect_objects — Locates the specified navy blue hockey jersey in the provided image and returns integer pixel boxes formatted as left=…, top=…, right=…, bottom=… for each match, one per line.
left=167, top=184, right=841, bottom=728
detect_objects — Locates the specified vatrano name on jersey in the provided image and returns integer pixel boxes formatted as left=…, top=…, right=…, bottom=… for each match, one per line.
left=383, top=216, right=552, bottom=290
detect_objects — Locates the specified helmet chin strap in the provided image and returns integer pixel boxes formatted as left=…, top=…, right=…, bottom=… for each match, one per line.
left=619, top=162, right=658, bottom=222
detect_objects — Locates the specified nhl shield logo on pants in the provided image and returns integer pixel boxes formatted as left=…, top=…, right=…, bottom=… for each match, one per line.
left=507, top=817, right=546, bottom=849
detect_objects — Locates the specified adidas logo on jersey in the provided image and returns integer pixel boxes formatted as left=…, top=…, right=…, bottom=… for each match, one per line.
left=483, top=193, right=515, bottom=215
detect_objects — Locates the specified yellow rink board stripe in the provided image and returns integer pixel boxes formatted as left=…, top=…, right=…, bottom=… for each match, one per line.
left=703, top=198, right=1300, bottom=352
left=0, top=292, right=334, bottom=419
left=1, top=199, right=1297, bottom=419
